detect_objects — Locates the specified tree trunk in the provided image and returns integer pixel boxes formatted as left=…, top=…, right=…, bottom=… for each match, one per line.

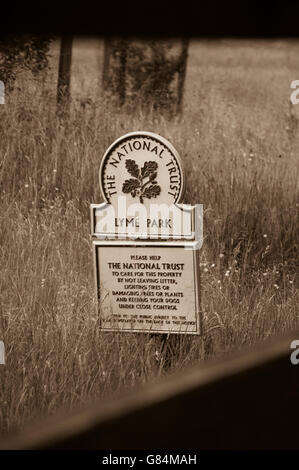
left=102, top=38, right=111, bottom=91
left=57, top=35, right=73, bottom=111
left=117, top=39, right=127, bottom=106
left=177, top=38, right=189, bottom=114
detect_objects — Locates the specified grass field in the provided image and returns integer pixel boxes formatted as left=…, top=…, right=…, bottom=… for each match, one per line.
left=0, top=38, right=298, bottom=435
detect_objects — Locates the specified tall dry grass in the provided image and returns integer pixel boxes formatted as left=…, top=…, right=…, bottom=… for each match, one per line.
left=0, top=38, right=298, bottom=435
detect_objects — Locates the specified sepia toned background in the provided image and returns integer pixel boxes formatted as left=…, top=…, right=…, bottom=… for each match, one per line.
left=0, top=37, right=298, bottom=436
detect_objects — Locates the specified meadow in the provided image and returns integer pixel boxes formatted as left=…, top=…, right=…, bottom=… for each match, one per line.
left=0, top=38, right=298, bottom=435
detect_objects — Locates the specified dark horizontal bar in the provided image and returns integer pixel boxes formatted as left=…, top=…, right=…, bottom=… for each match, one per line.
left=1, top=329, right=299, bottom=450
left=1, top=2, right=299, bottom=36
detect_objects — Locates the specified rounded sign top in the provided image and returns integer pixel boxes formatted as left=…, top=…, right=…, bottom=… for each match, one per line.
left=99, top=131, right=185, bottom=208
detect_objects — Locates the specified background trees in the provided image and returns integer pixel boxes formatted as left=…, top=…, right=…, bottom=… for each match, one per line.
left=0, top=35, right=52, bottom=92
left=102, top=38, right=189, bottom=115
left=0, top=36, right=189, bottom=116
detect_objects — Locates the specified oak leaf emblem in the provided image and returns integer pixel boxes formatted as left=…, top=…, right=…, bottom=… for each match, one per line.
left=122, top=159, right=161, bottom=203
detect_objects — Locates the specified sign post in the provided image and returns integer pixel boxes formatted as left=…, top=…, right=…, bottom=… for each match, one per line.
left=91, top=132, right=203, bottom=358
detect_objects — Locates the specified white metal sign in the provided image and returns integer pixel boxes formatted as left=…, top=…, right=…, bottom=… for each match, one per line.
left=91, top=131, right=202, bottom=335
